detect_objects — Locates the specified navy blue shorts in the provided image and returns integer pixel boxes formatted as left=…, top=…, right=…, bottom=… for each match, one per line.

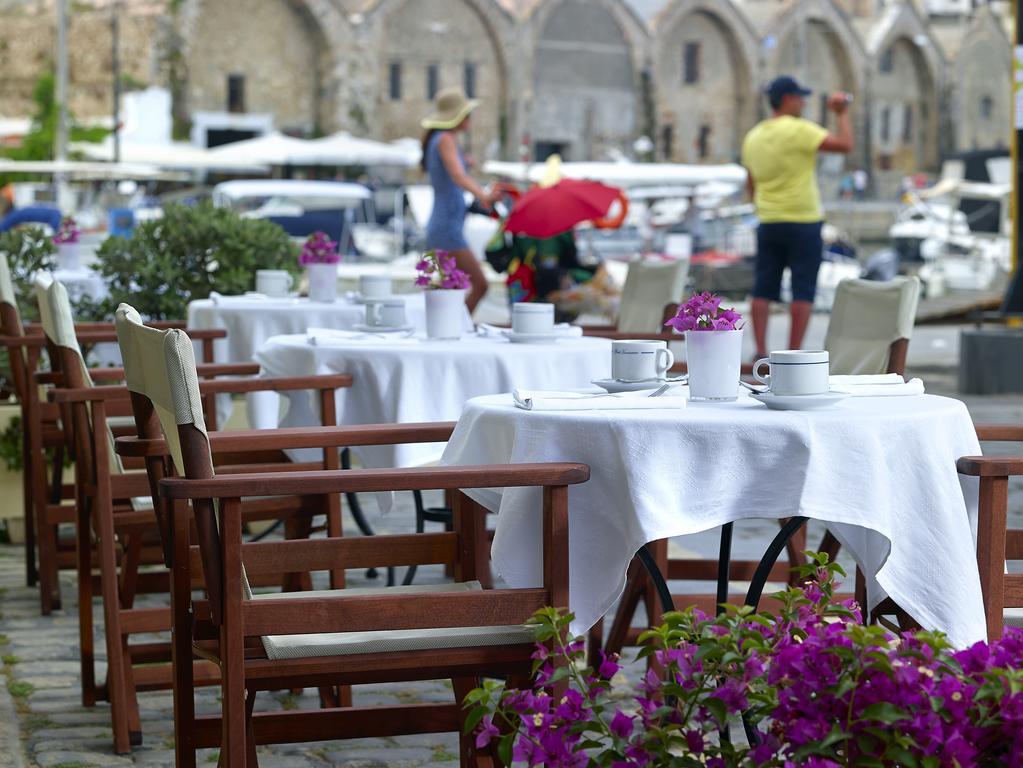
left=752, top=221, right=823, bottom=303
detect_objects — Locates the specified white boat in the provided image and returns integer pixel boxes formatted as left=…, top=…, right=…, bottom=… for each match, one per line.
left=888, top=166, right=1010, bottom=296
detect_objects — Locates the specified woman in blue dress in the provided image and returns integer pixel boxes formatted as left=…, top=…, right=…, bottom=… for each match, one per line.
left=421, top=87, right=496, bottom=312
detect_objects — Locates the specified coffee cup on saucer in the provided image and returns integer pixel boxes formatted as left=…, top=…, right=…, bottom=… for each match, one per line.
left=611, top=340, right=674, bottom=382
left=752, top=350, right=829, bottom=395
left=365, top=299, right=407, bottom=328
left=255, top=270, right=293, bottom=298
left=512, top=303, right=555, bottom=335
left=359, top=274, right=392, bottom=300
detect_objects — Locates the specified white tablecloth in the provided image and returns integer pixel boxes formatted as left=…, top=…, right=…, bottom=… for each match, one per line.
left=186, top=294, right=431, bottom=365
left=254, top=334, right=613, bottom=468
left=440, top=391, right=986, bottom=647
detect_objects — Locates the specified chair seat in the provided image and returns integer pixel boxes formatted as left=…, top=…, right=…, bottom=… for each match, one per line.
left=251, top=581, right=534, bottom=660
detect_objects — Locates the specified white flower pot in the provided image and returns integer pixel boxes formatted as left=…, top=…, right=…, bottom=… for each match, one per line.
left=306, top=263, right=338, bottom=303
left=57, top=242, right=81, bottom=270
left=424, top=288, right=466, bottom=339
left=685, top=328, right=743, bottom=401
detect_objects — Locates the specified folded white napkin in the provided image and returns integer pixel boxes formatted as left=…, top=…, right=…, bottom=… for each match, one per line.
left=478, top=322, right=583, bottom=339
left=829, top=374, right=904, bottom=386
left=209, top=291, right=271, bottom=305
left=830, top=377, right=925, bottom=397
left=512, top=387, right=684, bottom=411
left=306, top=327, right=417, bottom=346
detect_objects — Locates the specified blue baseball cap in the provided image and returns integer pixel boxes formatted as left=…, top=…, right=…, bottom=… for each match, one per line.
left=766, top=75, right=812, bottom=102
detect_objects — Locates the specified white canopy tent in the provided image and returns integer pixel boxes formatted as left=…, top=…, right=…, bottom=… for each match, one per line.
left=306, top=132, right=420, bottom=167
left=206, top=132, right=323, bottom=166
left=0, top=158, right=187, bottom=180
left=483, top=160, right=748, bottom=189
left=72, top=138, right=268, bottom=172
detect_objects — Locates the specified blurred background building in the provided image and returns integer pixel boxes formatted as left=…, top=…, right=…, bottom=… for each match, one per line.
left=0, top=0, right=1012, bottom=197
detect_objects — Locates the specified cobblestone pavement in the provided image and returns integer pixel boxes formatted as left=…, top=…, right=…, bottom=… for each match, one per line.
left=0, top=374, right=1021, bottom=767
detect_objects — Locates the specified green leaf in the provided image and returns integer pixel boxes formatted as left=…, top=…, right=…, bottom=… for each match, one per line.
left=860, top=701, right=908, bottom=724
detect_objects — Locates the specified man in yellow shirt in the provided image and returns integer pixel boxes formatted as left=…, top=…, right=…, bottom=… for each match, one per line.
left=741, top=76, right=854, bottom=358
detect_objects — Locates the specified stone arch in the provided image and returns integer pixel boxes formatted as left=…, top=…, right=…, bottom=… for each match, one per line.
left=524, top=0, right=649, bottom=161
left=651, top=0, right=759, bottom=162
left=362, top=0, right=512, bottom=159
left=867, top=4, right=943, bottom=187
left=176, top=0, right=349, bottom=137
left=952, top=7, right=1012, bottom=152
left=767, top=1, right=866, bottom=111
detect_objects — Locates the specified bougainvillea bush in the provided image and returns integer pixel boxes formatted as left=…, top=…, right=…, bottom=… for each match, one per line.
left=466, top=555, right=1023, bottom=767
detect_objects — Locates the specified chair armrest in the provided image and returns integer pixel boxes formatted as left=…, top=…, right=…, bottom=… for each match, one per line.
left=976, top=424, right=1023, bottom=442
left=116, top=421, right=457, bottom=457
left=48, top=385, right=129, bottom=404
left=196, top=373, right=352, bottom=395
left=35, top=371, right=64, bottom=385
left=161, top=462, right=590, bottom=499
left=0, top=334, right=47, bottom=349
left=89, top=363, right=259, bottom=382
left=957, top=456, right=1023, bottom=477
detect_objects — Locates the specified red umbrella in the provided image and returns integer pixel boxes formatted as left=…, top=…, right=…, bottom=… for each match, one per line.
left=503, top=179, right=626, bottom=239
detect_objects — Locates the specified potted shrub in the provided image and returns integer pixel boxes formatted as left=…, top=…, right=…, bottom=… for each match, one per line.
left=666, top=292, right=743, bottom=401
left=468, top=555, right=1023, bottom=766
left=416, top=249, right=469, bottom=339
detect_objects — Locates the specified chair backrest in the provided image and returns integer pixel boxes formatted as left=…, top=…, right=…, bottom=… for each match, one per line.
left=617, top=257, right=690, bottom=334
left=0, top=253, right=28, bottom=399
left=823, top=277, right=920, bottom=376
left=114, top=303, right=223, bottom=618
left=33, top=273, right=94, bottom=388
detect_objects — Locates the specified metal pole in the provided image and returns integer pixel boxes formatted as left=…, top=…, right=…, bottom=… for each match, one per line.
left=112, top=1, right=121, bottom=164
left=1013, top=0, right=1021, bottom=275
left=54, top=0, right=69, bottom=209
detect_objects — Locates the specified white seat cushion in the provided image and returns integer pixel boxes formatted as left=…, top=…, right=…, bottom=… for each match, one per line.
left=251, top=581, right=535, bottom=660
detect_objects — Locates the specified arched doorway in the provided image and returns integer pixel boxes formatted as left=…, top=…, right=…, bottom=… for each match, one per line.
left=530, top=0, right=638, bottom=161
left=872, top=37, right=937, bottom=179
left=653, top=4, right=756, bottom=163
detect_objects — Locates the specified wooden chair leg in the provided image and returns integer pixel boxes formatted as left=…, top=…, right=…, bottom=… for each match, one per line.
left=170, top=505, right=197, bottom=768
left=452, top=676, right=481, bottom=768
left=783, top=519, right=807, bottom=586
left=37, top=508, right=58, bottom=615
left=819, top=529, right=842, bottom=564
left=245, top=689, right=259, bottom=767
left=120, top=631, right=142, bottom=746
left=96, top=512, right=132, bottom=754
left=605, top=559, right=646, bottom=658
left=77, top=500, right=96, bottom=707
left=586, top=618, right=604, bottom=669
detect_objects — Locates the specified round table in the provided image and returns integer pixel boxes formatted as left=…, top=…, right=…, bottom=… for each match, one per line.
left=187, top=293, right=436, bottom=365
left=253, top=332, right=613, bottom=468
left=441, top=390, right=985, bottom=647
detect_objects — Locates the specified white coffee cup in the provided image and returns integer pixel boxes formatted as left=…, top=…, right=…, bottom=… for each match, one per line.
left=512, top=303, right=555, bottom=335
left=752, top=350, right=830, bottom=395
left=366, top=298, right=407, bottom=328
left=359, top=274, right=392, bottom=299
left=611, top=340, right=675, bottom=382
left=255, top=270, right=293, bottom=298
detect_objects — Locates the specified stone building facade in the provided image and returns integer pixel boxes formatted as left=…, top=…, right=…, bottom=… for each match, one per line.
left=0, top=0, right=1013, bottom=192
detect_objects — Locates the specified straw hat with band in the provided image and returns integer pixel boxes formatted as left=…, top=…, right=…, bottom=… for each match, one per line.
left=421, top=87, right=479, bottom=130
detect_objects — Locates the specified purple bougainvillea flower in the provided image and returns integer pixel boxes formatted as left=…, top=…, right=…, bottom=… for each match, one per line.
left=609, top=710, right=634, bottom=740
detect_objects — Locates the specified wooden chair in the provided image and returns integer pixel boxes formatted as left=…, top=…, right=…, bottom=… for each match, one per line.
left=36, top=281, right=352, bottom=754
left=592, top=276, right=922, bottom=661
left=114, top=303, right=586, bottom=768
left=956, top=424, right=1023, bottom=641
left=0, top=253, right=226, bottom=613
left=581, top=257, right=690, bottom=337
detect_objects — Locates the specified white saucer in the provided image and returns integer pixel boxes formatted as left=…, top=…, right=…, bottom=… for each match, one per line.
left=352, top=323, right=414, bottom=334
left=501, top=329, right=567, bottom=344
left=592, top=378, right=685, bottom=394
left=749, top=390, right=850, bottom=411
